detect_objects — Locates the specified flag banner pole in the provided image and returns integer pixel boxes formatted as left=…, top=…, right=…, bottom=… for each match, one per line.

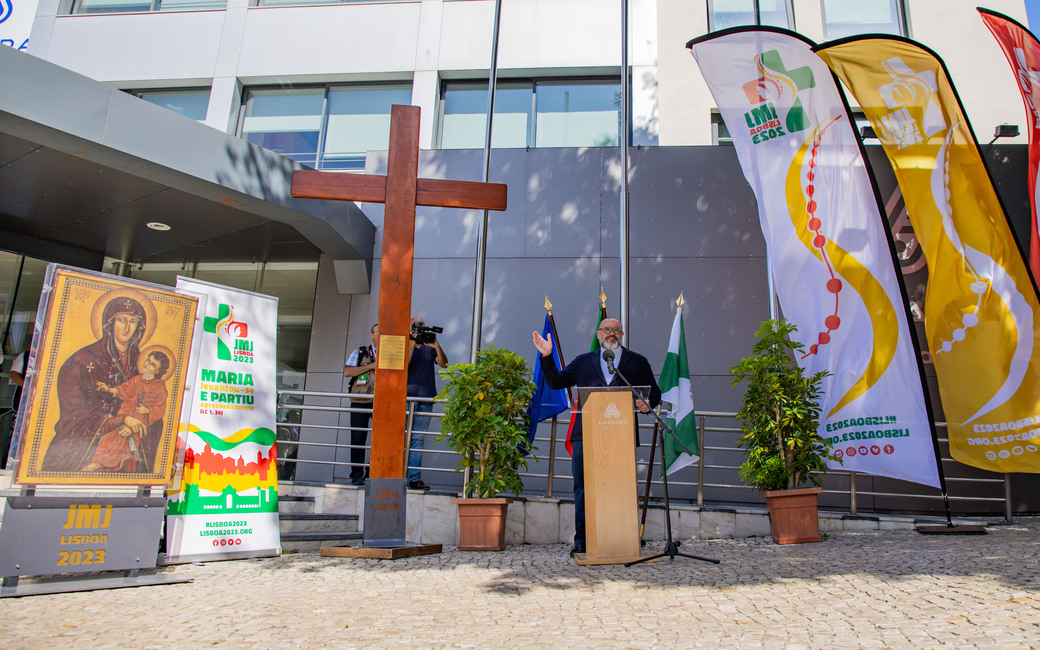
left=565, top=292, right=608, bottom=458
left=637, top=418, right=660, bottom=544
left=469, top=0, right=504, bottom=362
left=816, top=34, right=1040, bottom=476
left=620, top=0, right=631, bottom=342
left=546, top=305, right=571, bottom=406
left=546, top=415, right=559, bottom=498
left=526, top=303, right=569, bottom=453
left=658, top=294, right=701, bottom=475
left=690, top=27, right=939, bottom=487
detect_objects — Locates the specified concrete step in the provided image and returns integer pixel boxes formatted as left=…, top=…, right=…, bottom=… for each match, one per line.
left=278, top=495, right=317, bottom=514
left=281, top=531, right=363, bottom=553
left=279, top=513, right=359, bottom=535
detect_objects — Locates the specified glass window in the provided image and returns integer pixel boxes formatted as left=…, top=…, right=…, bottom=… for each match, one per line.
left=535, top=81, right=620, bottom=147
left=0, top=253, right=49, bottom=443
left=822, top=0, right=906, bottom=39
left=711, top=111, right=732, bottom=146
left=157, top=0, right=227, bottom=11
left=257, top=0, right=410, bottom=5
left=709, top=0, right=792, bottom=31
left=133, top=89, right=211, bottom=122
left=439, top=79, right=621, bottom=149
left=258, top=0, right=347, bottom=6
left=240, top=88, right=325, bottom=168
left=240, top=85, right=410, bottom=170
left=72, top=0, right=225, bottom=13
left=440, top=84, right=532, bottom=149
left=322, top=86, right=412, bottom=171
left=0, top=253, right=47, bottom=361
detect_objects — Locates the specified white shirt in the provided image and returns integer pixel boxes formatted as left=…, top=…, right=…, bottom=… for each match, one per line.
left=598, top=346, right=622, bottom=383
left=9, top=352, right=25, bottom=383
left=345, top=345, right=375, bottom=367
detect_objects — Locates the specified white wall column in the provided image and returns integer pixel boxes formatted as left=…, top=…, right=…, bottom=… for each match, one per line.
left=414, top=0, right=444, bottom=148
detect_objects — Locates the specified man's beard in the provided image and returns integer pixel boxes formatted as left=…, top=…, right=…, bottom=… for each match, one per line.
left=600, top=339, right=620, bottom=351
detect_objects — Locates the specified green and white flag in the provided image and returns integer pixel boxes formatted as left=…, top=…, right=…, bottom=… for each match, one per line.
left=660, top=304, right=699, bottom=475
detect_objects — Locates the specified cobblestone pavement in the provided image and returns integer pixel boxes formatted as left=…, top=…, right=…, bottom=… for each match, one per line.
left=1, top=518, right=1038, bottom=648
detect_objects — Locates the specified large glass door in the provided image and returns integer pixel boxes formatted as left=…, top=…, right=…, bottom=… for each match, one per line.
left=0, top=252, right=49, bottom=468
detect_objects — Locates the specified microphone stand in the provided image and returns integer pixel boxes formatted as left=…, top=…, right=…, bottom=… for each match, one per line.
left=606, top=355, right=718, bottom=567
left=604, top=353, right=690, bottom=456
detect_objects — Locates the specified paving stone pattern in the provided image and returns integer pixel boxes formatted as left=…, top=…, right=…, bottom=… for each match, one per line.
left=1, top=519, right=1038, bottom=648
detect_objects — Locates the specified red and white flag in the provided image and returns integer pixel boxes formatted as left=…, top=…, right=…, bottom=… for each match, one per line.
left=980, top=7, right=1040, bottom=281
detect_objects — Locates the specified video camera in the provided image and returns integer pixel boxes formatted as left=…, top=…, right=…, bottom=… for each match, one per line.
left=410, top=323, right=443, bottom=345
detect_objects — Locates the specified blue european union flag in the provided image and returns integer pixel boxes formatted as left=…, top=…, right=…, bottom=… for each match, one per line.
left=526, top=313, right=569, bottom=449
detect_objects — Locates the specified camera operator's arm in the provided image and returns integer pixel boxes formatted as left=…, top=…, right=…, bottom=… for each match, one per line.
left=430, top=336, right=448, bottom=368
left=406, top=334, right=418, bottom=364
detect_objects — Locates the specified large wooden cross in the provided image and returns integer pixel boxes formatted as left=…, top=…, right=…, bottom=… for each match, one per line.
left=292, top=105, right=506, bottom=545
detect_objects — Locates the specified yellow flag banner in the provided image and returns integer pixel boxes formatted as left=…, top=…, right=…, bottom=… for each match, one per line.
left=816, top=36, right=1040, bottom=473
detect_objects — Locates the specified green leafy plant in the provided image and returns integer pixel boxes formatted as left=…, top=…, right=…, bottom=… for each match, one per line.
left=438, top=344, right=537, bottom=498
left=729, top=319, right=839, bottom=492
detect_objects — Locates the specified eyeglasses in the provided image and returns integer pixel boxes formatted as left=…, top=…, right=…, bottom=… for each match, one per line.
left=598, top=327, right=623, bottom=334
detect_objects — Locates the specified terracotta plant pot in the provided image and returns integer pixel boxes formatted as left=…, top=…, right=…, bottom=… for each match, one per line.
left=453, top=497, right=511, bottom=551
left=762, top=487, right=822, bottom=544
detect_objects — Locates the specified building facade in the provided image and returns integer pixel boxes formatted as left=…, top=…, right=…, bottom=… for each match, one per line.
left=2, top=0, right=1036, bottom=513
left=23, top=0, right=1032, bottom=153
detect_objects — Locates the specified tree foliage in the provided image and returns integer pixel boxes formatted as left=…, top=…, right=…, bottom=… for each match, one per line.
left=438, top=345, right=537, bottom=498
left=729, top=319, right=839, bottom=492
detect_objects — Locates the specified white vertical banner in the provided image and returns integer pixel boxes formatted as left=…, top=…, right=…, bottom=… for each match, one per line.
left=165, top=277, right=280, bottom=562
left=689, top=27, right=939, bottom=488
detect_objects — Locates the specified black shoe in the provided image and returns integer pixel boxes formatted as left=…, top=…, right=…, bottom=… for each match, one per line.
left=350, top=477, right=365, bottom=486
left=569, top=543, right=586, bottom=557
left=408, top=480, right=430, bottom=490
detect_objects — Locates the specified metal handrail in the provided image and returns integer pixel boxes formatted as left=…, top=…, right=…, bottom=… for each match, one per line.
left=276, top=390, right=1013, bottom=521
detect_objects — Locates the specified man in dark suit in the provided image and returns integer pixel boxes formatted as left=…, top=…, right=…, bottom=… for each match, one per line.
left=532, top=318, right=661, bottom=557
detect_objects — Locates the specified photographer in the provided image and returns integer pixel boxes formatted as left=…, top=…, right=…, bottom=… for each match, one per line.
left=406, top=316, right=447, bottom=490
left=343, top=323, right=378, bottom=486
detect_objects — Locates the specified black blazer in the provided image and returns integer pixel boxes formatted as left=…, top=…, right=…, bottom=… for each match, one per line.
left=539, top=346, right=661, bottom=443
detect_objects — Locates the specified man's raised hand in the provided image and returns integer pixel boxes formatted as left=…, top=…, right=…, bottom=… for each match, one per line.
left=532, top=331, right=553, bottom=357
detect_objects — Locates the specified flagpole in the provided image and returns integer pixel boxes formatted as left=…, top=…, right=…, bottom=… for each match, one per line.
left=540, top=296, right=571, bottom=496
left=469, top=0, right=503, bottom=363
left=619, top=0, right=631, bottom=343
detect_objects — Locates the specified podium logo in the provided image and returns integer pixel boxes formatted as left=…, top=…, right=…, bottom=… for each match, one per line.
left=604, top=403, right=622, bottom=419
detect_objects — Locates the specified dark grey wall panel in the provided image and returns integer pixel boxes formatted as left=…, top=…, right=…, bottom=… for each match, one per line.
left=521, top=148, right=614, bottom=258
left=628, top=146, right=764, bottom=260
left=628, top=255, right=769, bottom=378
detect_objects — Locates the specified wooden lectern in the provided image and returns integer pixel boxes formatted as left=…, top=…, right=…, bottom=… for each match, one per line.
left=576, top=386, right=646, bottom=565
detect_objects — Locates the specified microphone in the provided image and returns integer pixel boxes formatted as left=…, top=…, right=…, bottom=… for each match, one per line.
left=602, top=348, right=616, bottom=375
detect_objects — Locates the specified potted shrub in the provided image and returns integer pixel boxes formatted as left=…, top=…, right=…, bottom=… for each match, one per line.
left=438, top=344, right=536, bottom=550
left=729, top=319, right=839, bottom=544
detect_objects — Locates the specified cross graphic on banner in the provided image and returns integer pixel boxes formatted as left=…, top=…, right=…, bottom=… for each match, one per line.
left=292, top=104, right=507, bottom=552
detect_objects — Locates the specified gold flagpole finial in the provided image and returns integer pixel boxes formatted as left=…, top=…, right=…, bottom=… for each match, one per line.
left=599, top=286, right=607, bottom=308
left=544, top=295, right=552, bottom=313
left=676, top=292, right=685, bottom=311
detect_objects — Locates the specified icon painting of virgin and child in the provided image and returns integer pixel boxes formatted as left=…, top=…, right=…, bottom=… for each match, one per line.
left=41, top=295, right=174, bottom=475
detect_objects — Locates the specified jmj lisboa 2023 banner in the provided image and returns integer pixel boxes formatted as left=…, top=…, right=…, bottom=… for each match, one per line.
left=165, top=277, right=280, bottom=562
left=690, top=28, right=939, bottom=487
left=816, top=35, right=1040, bottom=474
